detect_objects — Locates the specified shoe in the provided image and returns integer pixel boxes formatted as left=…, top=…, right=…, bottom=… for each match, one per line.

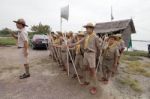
left=90, top=87, right=97, bottom=95
left=19, top=73, right=30, bottom=79
left=80, top=82, right=90, bottom=86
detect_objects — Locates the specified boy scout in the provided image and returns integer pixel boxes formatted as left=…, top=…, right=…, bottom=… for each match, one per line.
left=52, top=34, right=59, bottom=62
left=69, top=23, right=101, bottom=95
left=72, top=32, right=85, bottom=79
left=12, top=19, right=30, bottom=79
left=57, top=31, right=63, bottom=67
left=113, top=34, right=125, bottom=74
left=101, top=35, right=120, bottom=84
left=53, top=36, right=69, bottom=73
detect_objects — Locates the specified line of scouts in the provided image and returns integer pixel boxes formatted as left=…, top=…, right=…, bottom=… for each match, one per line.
left=49, top=23, right=125, bottom=95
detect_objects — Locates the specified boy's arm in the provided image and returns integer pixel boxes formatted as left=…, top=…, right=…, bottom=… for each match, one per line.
left=53, top=44, right=67, bottom=48
left=24, top=40, right=29, bottom=57
left=11, top=32, right=18, bottom=40
left=69, top=38, right=85, bottom=47
left=113, top=48, right=120, bottom=67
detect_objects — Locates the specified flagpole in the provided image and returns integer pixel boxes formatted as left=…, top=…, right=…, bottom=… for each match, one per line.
left=111, top=6, right=114, bottom=21
left=60, top=17, right=62, bottom=32
left=60, top=5, right=82, bottom=84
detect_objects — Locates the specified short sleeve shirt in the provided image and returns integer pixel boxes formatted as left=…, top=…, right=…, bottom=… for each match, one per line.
left=18, top=28, right=28, bottom=47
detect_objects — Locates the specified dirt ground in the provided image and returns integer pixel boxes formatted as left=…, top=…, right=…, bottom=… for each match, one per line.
left=0, top=46, right=149, bottom=99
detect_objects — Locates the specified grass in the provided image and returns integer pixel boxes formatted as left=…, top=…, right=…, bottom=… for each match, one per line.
left=142, top=62, right=150, bottom=68
left=125, top=61, right=150, bottom=77
left=117, top=76, right=143, bottom=92
left=124, top=51, right=148, bottom=57
left=143, top=72, right=150, bottom=77
left=121, top=55, right=143, bottom=62
left=0, top=37, right=16, bottom=46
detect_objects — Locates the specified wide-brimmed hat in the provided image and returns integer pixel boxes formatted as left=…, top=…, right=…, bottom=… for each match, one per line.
left=109, top=35, right=117, bottom=40
left=56, top=31, right=63, bottom=36
left=77, top=32, right=85, bottom=36
left=83, top=23, right=95, bottom=28
left=114, top=34, right=122, bottom=37
left=13, top=19, right=28, bottom=27
left=53, top=34, right=57, bottom=38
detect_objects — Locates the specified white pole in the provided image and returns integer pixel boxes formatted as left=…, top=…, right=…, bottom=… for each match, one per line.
left=60, top=17, right=70, bottom=77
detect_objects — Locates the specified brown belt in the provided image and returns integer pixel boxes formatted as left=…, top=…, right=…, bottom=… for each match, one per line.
left=84, top=49, right=94, bottom=53
left=18, top=47, right=24, bottom=49
left=61, top=50, right=66, bottom=52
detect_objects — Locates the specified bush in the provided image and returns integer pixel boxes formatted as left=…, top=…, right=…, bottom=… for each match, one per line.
left=0, top=28, right=12, bottom=37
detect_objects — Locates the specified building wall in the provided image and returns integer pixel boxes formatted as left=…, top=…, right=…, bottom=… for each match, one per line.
left=122, top=25, right=132, bottom=47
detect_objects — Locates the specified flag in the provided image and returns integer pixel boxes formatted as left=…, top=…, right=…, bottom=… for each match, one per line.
left=61, top=5, right=69, bottom=20
left=111, top=6, right=114, bottom=21
left=128, top=36, right=132, bottom=48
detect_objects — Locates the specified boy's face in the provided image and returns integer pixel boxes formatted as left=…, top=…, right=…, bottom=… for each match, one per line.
left=77, top=36, right=83, bottom=40
left=108, top=38, right=115, bottom=45
left=86, top=27, right=94, bottom=34
left=16, top=23, right=24, bottom=29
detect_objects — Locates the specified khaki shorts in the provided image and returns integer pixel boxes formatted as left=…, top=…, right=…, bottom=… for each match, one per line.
left=18, top=48, right=29, bottom=65
left=61, top=51, right=67, bottom=64
left=83, top=52, right=96, bottom=68
left=75, top=54, right=83, bottom=69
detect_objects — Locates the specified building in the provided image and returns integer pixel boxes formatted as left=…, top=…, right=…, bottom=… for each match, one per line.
left=95, top=19, right=136, bottom=47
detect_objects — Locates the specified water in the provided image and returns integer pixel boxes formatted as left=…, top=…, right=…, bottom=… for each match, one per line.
left=131, top=41, right=150, bottom=51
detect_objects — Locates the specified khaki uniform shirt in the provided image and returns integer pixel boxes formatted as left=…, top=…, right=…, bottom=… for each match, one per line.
left=84, top=33, right=101, bottom=53
left=18, top=28, right=28, bottom=47
left=102, top=44, right=120, bottom=68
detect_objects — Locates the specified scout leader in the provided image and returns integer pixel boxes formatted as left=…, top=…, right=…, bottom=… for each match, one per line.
left=101, top=35, right=120, bottom=84
left=69, top=23, right=101, bottom=95
left=11, top=19, right=30, bottom=79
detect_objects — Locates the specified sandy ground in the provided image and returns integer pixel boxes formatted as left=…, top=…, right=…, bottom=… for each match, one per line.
left=0, top=46, right=149, bottom=99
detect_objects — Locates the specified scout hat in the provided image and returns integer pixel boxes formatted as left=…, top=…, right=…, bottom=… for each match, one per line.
left=115, top=34, right=122, bottom=38
left=56, top=31, right=63, bottom=36
left=83, top=23, right=95, bottom=28
left=51, top=31, right=55, bottom=35
left=77, top=32, right=85, bottom=37
left=109, top=35, right=117, bottom=40
left=68, top=31, right=73, bottom=37
left=13, top=19, right=28, bottom=27
left=53, top=34, right=57, bottom=38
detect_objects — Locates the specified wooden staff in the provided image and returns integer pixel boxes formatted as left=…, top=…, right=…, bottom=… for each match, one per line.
left=96, top=34, right=108, bottom=73
left=62, top=33, right=82, bottom=84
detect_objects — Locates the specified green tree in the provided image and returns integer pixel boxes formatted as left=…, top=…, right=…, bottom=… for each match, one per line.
left=0, top=28, right=13, bottom=37
left=31, top=23, right=50, bottom=34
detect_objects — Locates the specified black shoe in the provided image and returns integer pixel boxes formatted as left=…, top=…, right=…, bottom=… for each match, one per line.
left=19, top=73, right=30, bottom=79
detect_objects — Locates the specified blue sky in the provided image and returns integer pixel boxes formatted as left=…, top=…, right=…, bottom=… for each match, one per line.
left=0, top=0, right=150, bottom=40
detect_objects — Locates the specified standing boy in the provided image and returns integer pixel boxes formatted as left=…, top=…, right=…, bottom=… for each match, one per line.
left=12, top=19, right=30, bottom=79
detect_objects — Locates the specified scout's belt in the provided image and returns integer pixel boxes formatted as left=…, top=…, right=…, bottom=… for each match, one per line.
left=61, top=50, right=66, bottom=52
left=103, top=57, right=114, bottom=60
left=18, top=47, right=24, bottom=49
left=84, top=49, right=95, bottom=53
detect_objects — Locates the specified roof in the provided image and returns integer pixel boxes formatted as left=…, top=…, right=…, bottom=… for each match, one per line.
left=94, top=19, right=136, bottom=34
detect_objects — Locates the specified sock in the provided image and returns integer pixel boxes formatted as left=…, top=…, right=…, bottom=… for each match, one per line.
left=24, top=64, right=30, bottom=75
left=84, top=71, right=89, bottom=82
